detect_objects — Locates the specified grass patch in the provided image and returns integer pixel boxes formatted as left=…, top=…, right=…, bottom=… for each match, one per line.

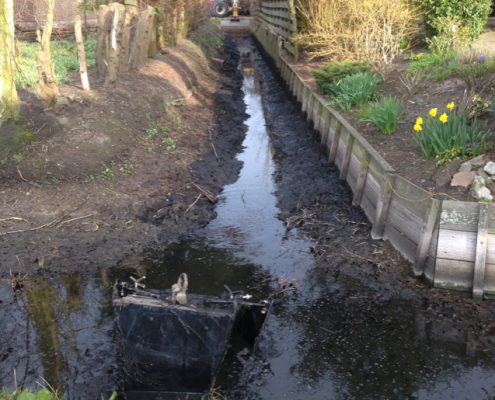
left=312, top=61, right=370, bottom=96
left=359, top=97, right=403, bottom=135
left=17, top=36, right=97, bottom=88
left=331, top=72, right=381, bottom=111
left=407, top=51, right=458, bottom=81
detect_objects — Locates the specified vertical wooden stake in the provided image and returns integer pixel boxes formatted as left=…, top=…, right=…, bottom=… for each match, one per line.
left=371, top=174, right=395, bottom=239
left=74, top=15, right=90, bottom=91
left=339, top=131, right=354, bottom=180
left=413, top=199, right=441, bottom=276
left=328, top=122, right=342, bottom=164
left=352, top=153, right=371, bottom=207
left=473, top=203, right=490, bottom=299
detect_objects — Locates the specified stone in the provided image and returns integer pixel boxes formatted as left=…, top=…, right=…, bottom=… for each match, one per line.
left=469, top=154, right=488, bottom=168
left=484, top=161, right=495, bottom=175
left=450, top=171, right=476, bottom=188
left=434, top=160, right=461, bottom=189
left=470, top=176, right=494, bottom=201
left=459, top=161, right=473, bottom=172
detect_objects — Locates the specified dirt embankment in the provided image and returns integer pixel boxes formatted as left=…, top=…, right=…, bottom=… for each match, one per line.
left=0, top=25, right=245, bottom=277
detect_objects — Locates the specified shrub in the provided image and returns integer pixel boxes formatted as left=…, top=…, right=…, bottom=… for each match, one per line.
left=294, top=0, right=420, bottom=67
left=407, top=51, right=458, bottom=80
left=412, top=103, right=491, bottom=163
left=418, top=0, right=491, bottom=42
left=331, top=72, right=381, bottom=111
left=360, top=97, right=403, bottom=135
left=426, top=16, right=471, bottom=55
left=312, top=61, right=370, bottom=95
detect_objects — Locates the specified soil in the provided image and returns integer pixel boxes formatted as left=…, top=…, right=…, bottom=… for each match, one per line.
left=0, top=24, right=246, bottom=278
left=288, top=43, right=495, bottom=202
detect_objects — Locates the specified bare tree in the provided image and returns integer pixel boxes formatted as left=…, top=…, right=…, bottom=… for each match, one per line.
left=0, top=0, right=19, bottom=124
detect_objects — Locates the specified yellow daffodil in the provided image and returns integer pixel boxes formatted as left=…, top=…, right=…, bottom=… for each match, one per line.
left=446, top=102, right=455, bottom=110
left=416, top=117, right=423, bottom=125
left=439, top=113, right=448, bottom=124
left=413, top=123, right=422, bottom=132
left=429, top=108, right=438, bottom=117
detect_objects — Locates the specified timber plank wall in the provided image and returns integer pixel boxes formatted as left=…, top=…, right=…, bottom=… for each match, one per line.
left=253, top=0, right=495, bottom=299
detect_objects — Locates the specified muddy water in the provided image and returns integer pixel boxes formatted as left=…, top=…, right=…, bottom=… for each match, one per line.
left=2, top=37, right=495, bottom=399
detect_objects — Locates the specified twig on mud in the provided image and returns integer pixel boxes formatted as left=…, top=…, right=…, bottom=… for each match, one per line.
left=56, top=212, right=97, bottom=227
left=0, top=219, right=58, bottom=236
left=185, top=194, right=203, bottom=215
left=0, top=217, right=28, bottom=223
left=16, top=167, right=42, bottom=188
left=208, top=128, right=220, bottom=162
left=191, top=183, right=217, bottom=203
left=9, top=258, right=28, bottom=292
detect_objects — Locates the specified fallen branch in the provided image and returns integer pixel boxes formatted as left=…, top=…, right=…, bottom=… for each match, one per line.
left=0, top=219, right=58, bottom=236
left=0, top=217, right=28, bottom=223
left=57, top=212, right=97, bottom=227
left=191, top=183, right=217, bottom=203
left=185, top=194, right=202, bottom=215
left=16, top=167, right=42, bottom=188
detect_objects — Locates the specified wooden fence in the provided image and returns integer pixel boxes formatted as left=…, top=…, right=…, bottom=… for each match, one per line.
left=253, top=27, right=495, bottom=299
left=254, top=0, right=297, bottom=60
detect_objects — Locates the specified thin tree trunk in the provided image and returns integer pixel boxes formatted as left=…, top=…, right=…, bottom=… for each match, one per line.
left=74, top=15, right=90, bottom=91
left=120, top=0, right=138, bottom=72
left=36, top=0, right=59, bottom=109
left=105, top=2, right=126, bottom=85
left=96, top=4, right=111, bottom=78
left=0, top=0, right=19, bottom=123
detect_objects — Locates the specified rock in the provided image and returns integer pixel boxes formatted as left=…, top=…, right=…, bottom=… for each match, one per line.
left=434, top=160, right=461, bottom=189
left=450, top=171, right=476, bottom=188
left=484, top=161, right=495, bottom=175
left=469, top=154, right=488, bottom=168
left=478, top=168, right=495, bottom=193
left=470, top=176, right=493, bottom=201
left=459, top=161, right=473, bottom=172
left=54, top=95, right=69, bottom=111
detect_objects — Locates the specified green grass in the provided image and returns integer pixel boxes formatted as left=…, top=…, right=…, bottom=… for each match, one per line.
left=312, top=61, right=370, bottom=96
left=359, top=97, right=403, bottom=135
left=16, top=36, right=97, bottom=88
left=331, top=72, right=381, bottom=111
left=407, top=51, right=458, bottom=81
left=0, top=389, right=118, bottom=400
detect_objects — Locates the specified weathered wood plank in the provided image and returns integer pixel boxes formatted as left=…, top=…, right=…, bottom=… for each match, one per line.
left=435, top=259, right=473, bottom=291
left=360, top=191, right=376, bottom=222
left=319, top=109, right=331, bottom=147
left=339, top=130, right=354, bottom=180
left=371, top=174, right=395, bottom=239
left=387, top=197, right=424, bottom=245
left=473, top=203, right=490, bottom=299
left=437, top=229, right=477, bottom=262
left=383, top=223, right=416, bottom=262
left=413, top=199, right=441, bottom=276
left=440, top=200, right=480, bottom=232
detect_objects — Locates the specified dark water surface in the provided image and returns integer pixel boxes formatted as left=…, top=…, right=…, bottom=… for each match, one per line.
left=2, top=39, right=495, bottom=399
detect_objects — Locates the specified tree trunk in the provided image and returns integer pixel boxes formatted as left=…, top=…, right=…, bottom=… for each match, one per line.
left=105, top=2, right=126, bottom=85
left=74, top=15, right=90, bottom=91
left=120, top=0, right=138, bottom=72
left=0, top=0, right=19, bottom=123
left=128, top=7, right=154, bottom=71
left=96, top=4, right=111, bottom=78
left=36, top=0, right=59, bottom=109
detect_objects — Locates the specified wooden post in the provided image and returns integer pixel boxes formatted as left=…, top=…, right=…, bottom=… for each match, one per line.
left=96, top=5, right=111, bottom=78
left=328, top=122, right=342, bottom=164
left=413, top=199, right=441, bottom=276
left=129, top=7, right=155, bottom=71
left=120, top=0, right=138, bottom=72
left=339, top=131, right=354, bottom=180
left=352, top=153, right=371, bottom=207
left=371, top=174, right=395, bottom=239
left=473, top=203, right=490, bottom=299
left=105, top=3, right=126, bottom=85
left=320, top=110, right=331, bottom=147
left=74, top=15, right=90, bottom=91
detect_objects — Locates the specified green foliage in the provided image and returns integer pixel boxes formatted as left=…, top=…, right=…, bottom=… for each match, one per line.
left=407, top=51, right=458, bottom=80
left=119, top=162, right=135, bottom=175
left=101, top=161, right=115, bottom=178
left=412, top=107, right=490, bottom=161
left=312, top=61, right=370, bottom=95
left=426, top=16, right=470, bottom=55
left=17, top=36, right=97, bottom=88
left=331, top=72, right=380, bottom=111
left=12, top=153, right=24, bottom=163
left=0, top=389, right=57, bottom=400
left=78, top=0, right=107, bottom=12
left=145, top=127, right=158, bottom=137
left=360, top=97, right=403, bottom=135
left=418, top=0, right=491, bottom=42
left=161, top=137, right=176, bottom=152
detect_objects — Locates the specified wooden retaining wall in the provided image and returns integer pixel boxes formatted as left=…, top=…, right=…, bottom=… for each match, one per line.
left=253, top=28, right=495, bottom=299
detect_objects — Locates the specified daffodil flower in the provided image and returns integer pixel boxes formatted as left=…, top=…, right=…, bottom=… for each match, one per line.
left=429, top=108, right=438, bottom=117
left=446, top=102, right=455, bottom=110
left=413, top=123, right=422, bottom=132
left=416, top=117, right=423, bottom=125
left=439, top=113, right=448, bottom=124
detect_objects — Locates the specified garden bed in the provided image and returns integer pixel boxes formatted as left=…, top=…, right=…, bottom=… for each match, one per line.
left=288, top=43, right=495, bottom=203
